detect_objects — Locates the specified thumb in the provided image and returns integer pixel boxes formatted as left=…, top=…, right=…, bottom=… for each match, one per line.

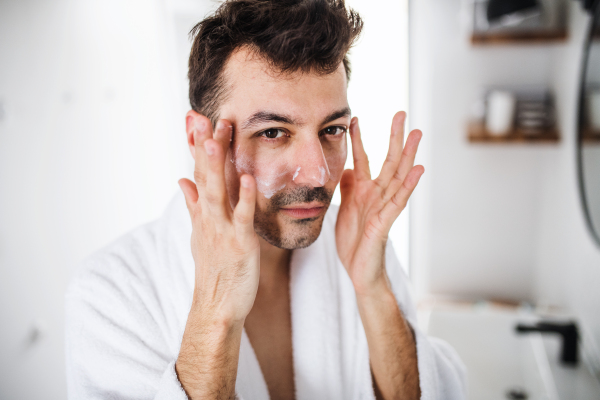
left=178, top=178, right=200, bottom=216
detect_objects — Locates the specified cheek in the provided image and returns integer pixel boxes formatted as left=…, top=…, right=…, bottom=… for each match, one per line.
left=253, top=161, right=291, bottom=199
left=233, top=147, right=293, bottom=199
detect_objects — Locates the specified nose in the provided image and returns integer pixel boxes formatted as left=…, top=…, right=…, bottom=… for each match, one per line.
left=291, top=136, right=331, bottom=187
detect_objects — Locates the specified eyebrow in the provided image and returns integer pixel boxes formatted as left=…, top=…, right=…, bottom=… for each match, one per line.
left=241, top=106, right=351, bottom=130
left=322, top=107, right=352, bottom=125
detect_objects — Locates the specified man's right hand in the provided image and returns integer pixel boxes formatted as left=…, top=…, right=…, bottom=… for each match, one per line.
left=176, top=111, right=260, bottom=399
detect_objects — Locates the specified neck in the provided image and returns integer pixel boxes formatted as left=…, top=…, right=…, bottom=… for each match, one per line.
left=258, top=237, right=292, bottom=292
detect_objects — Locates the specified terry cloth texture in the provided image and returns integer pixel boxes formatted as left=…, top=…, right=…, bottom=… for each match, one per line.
left=65, top=192, right=467, bottom=400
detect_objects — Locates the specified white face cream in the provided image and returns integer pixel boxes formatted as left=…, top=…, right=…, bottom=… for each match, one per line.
left=318, top=165, right=329, bottom=186
left=232, top=144, right=335, bottom=199
left=254, top=174, right=288, bottom=199
left=232, top=145, right=293, bottom=198
left=292, top=166, right=301, bottom=181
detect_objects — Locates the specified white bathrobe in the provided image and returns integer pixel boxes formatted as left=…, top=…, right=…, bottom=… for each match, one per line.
left=65, top=193, right=467, bottom=400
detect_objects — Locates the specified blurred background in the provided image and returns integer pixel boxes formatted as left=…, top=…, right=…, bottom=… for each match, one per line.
left=1, top=0, right=600, bottom=399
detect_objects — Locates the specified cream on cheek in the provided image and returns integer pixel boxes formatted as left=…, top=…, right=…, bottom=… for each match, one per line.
left=232, top=145, right=293, bottom=199
left=232, top=144, right=343, bottom=198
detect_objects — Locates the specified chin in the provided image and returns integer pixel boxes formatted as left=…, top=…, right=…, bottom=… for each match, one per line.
left=255, top=213, right=326, bottom=250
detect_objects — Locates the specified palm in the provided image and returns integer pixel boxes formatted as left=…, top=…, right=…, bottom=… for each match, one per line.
left=335, top=112, right=424, bottom=295
left=336, top=179, right=386, bottom=279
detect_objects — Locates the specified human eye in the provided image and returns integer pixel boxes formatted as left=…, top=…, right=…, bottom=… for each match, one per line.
left=258, top=128, right=287, bottom=140
left=320, top=125, right=347, bottom=137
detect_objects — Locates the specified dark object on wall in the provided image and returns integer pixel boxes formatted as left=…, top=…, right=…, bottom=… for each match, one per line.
left=516, top=321, right=579, bottom=365
left=472, top=0, right=566, bottom=44
left=579, top=0, right=600, bottom=11
left=487, top=0, right=539, bottom=22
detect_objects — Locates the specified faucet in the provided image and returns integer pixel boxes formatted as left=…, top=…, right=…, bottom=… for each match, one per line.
left=515, top=321, right=579, bottom=365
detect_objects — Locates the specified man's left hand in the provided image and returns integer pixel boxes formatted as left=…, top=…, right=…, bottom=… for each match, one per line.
left=336, top=111, right=423, bottom=296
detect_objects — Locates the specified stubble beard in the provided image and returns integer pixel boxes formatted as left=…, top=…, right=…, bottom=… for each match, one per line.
left=254, top=186, right=333, bottom=250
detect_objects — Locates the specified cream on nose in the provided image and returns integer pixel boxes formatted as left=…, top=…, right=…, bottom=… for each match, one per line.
left=291, top=140, right=331, bottom=187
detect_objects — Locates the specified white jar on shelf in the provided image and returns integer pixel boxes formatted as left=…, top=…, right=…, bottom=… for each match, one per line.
left=486, top=90, right=516, bottom=136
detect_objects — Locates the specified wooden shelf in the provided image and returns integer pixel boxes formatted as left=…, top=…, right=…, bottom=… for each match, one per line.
left=471, top=28, right=567, bottom=45
left=582, top=127, right=600, bottom=143
left=468, top=121, right=560, bottom=143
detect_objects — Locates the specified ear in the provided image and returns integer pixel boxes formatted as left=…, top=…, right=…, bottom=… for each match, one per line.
left=185, top=110, right=211, bottom=158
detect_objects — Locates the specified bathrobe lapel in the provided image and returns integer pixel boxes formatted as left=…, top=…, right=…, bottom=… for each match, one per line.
left=235, top=329, right=270, bottom=399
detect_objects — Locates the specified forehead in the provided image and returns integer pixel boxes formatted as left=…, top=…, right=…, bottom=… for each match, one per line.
left=219, top=47, right=349, bottom=123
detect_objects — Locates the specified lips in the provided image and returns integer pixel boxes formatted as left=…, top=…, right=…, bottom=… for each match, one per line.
left=279, top=203, right=326, bottom=219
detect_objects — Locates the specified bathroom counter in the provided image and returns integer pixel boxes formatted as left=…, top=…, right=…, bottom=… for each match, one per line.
left=420, top=303, right=600, bottom=400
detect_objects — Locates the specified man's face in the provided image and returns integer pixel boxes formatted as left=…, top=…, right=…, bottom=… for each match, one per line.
left=218, top=48, right=350, bottom=249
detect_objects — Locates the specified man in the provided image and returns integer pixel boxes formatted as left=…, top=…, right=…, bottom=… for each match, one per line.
left=66, top=0, right=466, bottom=399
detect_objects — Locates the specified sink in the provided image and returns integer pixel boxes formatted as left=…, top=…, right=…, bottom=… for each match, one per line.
left=422, top=304, right=600, bottom=400
left=542, top=335, right=600, bottom=400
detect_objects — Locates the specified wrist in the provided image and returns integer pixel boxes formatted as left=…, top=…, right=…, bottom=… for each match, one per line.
left=355, top=282, right=396, bottom=309
left=355, top=283, right=407, bottom=350
left=353, top=270, right=392, bottom=300
left=188, top=298, right=246, bottom=333
left=190, top=286, right=250, bottom=327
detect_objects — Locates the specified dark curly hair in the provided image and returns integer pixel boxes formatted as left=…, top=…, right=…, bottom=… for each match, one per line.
left=188, top=0, right=363, bottom=125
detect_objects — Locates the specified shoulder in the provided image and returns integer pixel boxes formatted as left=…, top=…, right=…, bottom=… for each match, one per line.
left=65, top=222, right=165, bottom=334
left=65, top=195, right=194, bottom=393
left=66, top=193, right=194, bottom=345
left=65, top=222, right=177, bottom=397
left=66, top=193, right=192, bottom=308
left=67, top=220, right=159, bottom=293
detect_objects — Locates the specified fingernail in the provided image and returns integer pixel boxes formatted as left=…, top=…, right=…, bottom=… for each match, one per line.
left=350, top=118, right=358, bottom=134
left=204, top=142, right=214, bottom=155
left=216, top=120, right=225, bottom=131
left=241, top=176, right=250, bottom=188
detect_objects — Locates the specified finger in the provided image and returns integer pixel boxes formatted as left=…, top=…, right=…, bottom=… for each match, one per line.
left=379, top=165, right=424, bottom=232
left=376, top=111, right=406, bottom=187
left=338, top=169, right=355, bottom=210
left=190, top=114, right=214, bottom=191
left=349, top=117, right=371, bottom=181
left=213, top=119, right=233, bottom=155
left=234, top=174, right=257, bottom=241
left=178, top=178, right=200, bottom=215
left=383, top=129, right=422, bottom=202
left=204, top=138, right=231, bottom=219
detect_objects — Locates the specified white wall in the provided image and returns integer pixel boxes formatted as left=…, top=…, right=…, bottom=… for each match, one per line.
left=0, top=0, right=204, bottom=398
left=410, top=0, right=600, bottom=354
left=344, top=0, right=411, bottom=272
left=410, top=0, right=556, bottom=302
